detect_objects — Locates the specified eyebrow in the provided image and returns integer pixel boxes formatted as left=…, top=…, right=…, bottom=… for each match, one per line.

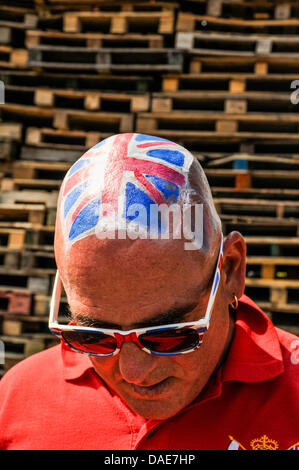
left=70, top=300, right=201, bottom=331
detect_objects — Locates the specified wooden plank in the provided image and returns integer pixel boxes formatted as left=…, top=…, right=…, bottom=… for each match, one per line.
left=25, top=127, right=103, bottom=150
left=0, top=123, right=22, bottom=141
left=254, top=61, right=268, bottom=74
left=63, top=11, right=174, bottom=34
left=0, top=334, right=47, bottom=357
left=207, top=0, right=222, bottom=17
left=1, top=103, right=134, bottom=133
left=0, top=6, right=37, bottom=29
left=188, top=55, right=299, bottom=75
left=175, top=30, right=299, bottom=57
left=275, top=3, right=291, bottom=20
left=225, top=99, right=247, bottom=114
left=207, top=153, right=299, bottom=171
left=27, top=46, right=183, bottom=73
left=176, top=10, right=299, bottom=33
left=0, top=203, right=46, bottom=226
left=0, top=289, right=32, bottom=315
left=161, top=72, right=299, bottom=93
left=32, top=88, right=150, bottom=112
left=136, top=111, right=299, bottom=136
left=0, top=228, right=25, bottom=249
left=215, top=120, right=238, bottom=133
left=61, top=26, right=150, bottom=50
left=229, top=79, right=246, bottom=93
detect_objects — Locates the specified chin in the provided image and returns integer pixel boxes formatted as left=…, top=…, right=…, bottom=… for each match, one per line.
left=123, top=395, right=185, bottom=420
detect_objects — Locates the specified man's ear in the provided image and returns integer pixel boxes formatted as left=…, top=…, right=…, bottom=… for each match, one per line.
left=222, top=231, right=247, bottom=301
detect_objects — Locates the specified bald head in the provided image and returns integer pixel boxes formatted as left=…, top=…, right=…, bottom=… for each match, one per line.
left=54, top=133, right=222, bottom=292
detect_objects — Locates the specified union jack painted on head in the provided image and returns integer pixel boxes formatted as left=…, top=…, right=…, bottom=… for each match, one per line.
left=60, top=133, right=194, bottom=246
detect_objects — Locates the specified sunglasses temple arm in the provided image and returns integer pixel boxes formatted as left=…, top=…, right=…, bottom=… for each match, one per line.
left=49, top=270, right=62, bottom=328
left=204, top=233, right=224, bottom=328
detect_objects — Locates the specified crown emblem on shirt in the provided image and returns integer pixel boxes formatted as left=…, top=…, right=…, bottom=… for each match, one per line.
left=250, top=435, right=279, bottom=450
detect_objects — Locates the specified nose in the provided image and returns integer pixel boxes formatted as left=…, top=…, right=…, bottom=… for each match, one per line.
left=118, top=341, right=157, bottom=384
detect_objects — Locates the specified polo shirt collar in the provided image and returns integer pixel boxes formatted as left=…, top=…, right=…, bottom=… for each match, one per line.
left=222, top=294, right=284, bottom=383
left=60, top=294, right=284, bottom=383
left=61, top=340, right=94, bottom=381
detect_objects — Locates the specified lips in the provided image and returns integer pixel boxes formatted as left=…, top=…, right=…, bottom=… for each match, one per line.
left=128, top=377, right=172, bottom=397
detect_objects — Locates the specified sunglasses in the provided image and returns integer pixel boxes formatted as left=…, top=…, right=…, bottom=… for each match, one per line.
left=49, top=234, right=224, bottom=357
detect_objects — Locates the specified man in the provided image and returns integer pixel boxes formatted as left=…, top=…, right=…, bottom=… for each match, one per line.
left=0, top=133, right=298, bottom=450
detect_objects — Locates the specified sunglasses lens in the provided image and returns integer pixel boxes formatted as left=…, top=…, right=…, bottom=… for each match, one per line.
left=62, top=331, right=117, bottom=355
left=139, top=327, right=200, bottom=354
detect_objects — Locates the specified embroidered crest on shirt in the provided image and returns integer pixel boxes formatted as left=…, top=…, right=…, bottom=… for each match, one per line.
left=227, top=435, right=299, bottom=450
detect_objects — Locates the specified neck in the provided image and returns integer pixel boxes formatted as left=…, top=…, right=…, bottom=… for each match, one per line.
left=215, top=306, right=236, bottom=371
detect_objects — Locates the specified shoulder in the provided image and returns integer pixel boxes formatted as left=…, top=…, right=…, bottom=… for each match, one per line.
left=0, top=344, right=62, bottom=392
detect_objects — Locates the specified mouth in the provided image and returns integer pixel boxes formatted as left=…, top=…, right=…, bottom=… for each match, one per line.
left=128, top=377, right=173, bottom=398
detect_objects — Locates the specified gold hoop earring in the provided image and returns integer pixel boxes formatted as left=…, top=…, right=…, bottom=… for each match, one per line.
left=231, top=295, right=239, bottom=310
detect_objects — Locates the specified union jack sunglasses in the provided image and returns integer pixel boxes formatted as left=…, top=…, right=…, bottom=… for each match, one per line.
left=49, top=234, right=224, bottom=357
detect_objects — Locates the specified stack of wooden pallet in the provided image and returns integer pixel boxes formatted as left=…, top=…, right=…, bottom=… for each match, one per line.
left=0, top=0, right=299, bottom=376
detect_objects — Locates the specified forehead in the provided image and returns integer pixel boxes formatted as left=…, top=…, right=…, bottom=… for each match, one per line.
left=63, top=236, right=213, bottom=327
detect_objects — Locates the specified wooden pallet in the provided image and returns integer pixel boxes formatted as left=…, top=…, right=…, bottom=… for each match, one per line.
left=213, top=0, right=299, bottom=21
left=0, top=247, right=21, bottom=270
left=244, top=236, right=299, bottom=258
left=27, top=46, right=183, bottom=72
left=0, top=268, right=53, bottom=294
left=0, top=123, right=22, bottom=142
left=136, top=111, right=299, bottom=137
left=20, top=250, right=56, bottom=272
left=212, top=186, right=299, bottom=203
left=222, top=215, right=299, bottom=238
left=0, top=69, right=157, bottom=94
left=176, top=11, right=299, bottom=34
left=63, top=10, right=174, bottom=34
left=176, top=30, right=299, bottom=57
left=44, top=1, right=178, bottom=13
left=151, top=91, right=296, bottom=114
left=0, top=203, right=46, bottom=226
left=0, top=189, right=58, bottom=225
left=5, top=85, right=150, bottom=113
left=20, top=144, right=84, bottom=163
left=246, top=256, right=299, bottom=281
left=24, top=226, right=55, bottom=250
left=0, top=5, right=37, bottom=29
left=135, top=131, right=299, bottom=160
left=12, top=160, right=70, bottom=181
left=0, top=287, right=32, bottom=315
left=214, top=197, right=299, bottom=220
left=1, top=103, right=134, bottom=133
left=162, top=72, right=299, bottom=93
left=205, top=168, right=299, bottom=191
left=188, top=55, right=299, bottom=75
left=0, top=25, right=26, bottom=48
left=206, top=153, right=299, bottom=171
left=26, top=29, right=164, bottom=49
left=245, top=278, right=299, bottom=307
left=33, top=292, right=68, bottom=316
left=0, top=333, right=57, bottom=357
left=0, top=45, right=28, bottom=68
left=0, top=227, right=25, bottom=249
left=1, top=314, right=53, bottom=336
left=24, top=127, right=105, bottom=156
left=4, top=177, right=71, bottom=192
left=0, top=138, right=20, bottom=162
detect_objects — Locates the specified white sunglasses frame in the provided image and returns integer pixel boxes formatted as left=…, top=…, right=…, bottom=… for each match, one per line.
left=49, top=233, right=224, bottom=356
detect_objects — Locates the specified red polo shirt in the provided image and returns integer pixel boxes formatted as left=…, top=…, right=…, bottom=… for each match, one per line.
left=0, top=294, right=298, bottom=450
